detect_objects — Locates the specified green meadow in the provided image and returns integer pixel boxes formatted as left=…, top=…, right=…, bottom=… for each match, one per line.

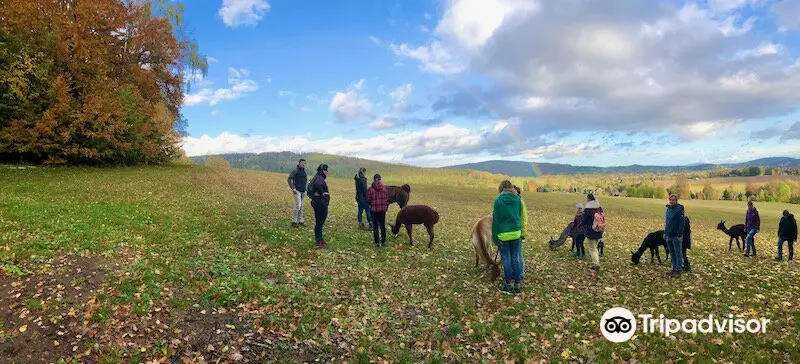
left=1, top=165, right=798, bottom=363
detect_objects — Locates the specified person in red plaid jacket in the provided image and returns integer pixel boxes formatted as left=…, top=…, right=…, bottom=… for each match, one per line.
left=366, top=174, right=390, bottom=247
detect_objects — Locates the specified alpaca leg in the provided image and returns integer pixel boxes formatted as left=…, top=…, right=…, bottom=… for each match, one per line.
left=729, top=237, right=733, bottom=251
left=425, top=223, right=435, bottom=249
left=405, top=224, right=414, bottom=245
left=656, top=248, right=662, bottom=264
left=475, top=252, right=479, bottom=267
left=650, top=248, right=655, bottom=264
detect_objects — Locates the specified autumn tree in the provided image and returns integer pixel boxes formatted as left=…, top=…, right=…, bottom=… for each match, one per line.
left=0, top=0, right=206, bottom=165
left=702, top=181, right=719, bottom=200
left=671, top=173, right=691, bottom=199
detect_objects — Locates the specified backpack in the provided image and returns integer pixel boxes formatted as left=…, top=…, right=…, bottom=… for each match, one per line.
left=306, top=180, right=315, bottom=198
left=592, top=210, right=606, bottom=232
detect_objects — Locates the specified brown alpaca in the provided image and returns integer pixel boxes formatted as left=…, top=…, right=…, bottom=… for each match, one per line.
left=387, top=184, right=411, bottom=208
left=471, top=215, right=500, bottom=281
left=389, top=204, right=438, bottom=248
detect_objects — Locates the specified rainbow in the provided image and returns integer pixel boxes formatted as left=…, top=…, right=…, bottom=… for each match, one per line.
left=449, top=75, right=544, bottom=178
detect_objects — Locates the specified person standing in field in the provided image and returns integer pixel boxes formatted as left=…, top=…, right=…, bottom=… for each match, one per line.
left=287, top=158, right=307, bottom=228
left=582, top=193, right=604, bottom=277
left=492, top=180, right=524, bottom=294
left=354, top=167, right=372, bottom=230
left=745, top=200, right=760, bottom=257
left=309, top=164, right=331, bottom=249
left=570, top=203, right=586, bottom=258
left=664, top=194, right=685, bottom=277
left=366, top=174, right=389, bottom=247
left=776, top=210, right=797, bottom=261
left=513, top=185, right=528, bottom=283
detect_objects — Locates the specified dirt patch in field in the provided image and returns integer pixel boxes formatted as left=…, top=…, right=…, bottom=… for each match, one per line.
left=166, top=306, right=322, bottom=363
left=0, top=254, right=114, bottom=364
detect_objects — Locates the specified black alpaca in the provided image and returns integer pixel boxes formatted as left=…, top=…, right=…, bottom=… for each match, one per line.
left=717, top=221, right=747, bottom=251
left=631, top=230, right=669, bottom=264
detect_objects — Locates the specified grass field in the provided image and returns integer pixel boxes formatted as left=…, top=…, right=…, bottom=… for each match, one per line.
left=1, top=165, right=799, bottom=363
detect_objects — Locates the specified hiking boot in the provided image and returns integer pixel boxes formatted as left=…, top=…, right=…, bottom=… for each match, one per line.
left=682, top=266, right=691, bottom=273
left=298, top=222, right=306, bottom=227
left=291, top=222, right=298, bottom=228
left=664, top=270, right=675, bottom=276
left=498, top=284, right=514, bottom=295
left=669, top=271, right=681, bottom=278
left=512, top=283, right=521, bottom=294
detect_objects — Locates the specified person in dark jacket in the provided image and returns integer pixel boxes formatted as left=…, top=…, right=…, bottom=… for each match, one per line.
left=492, top=180, right=523, bottom=294
left=581, top=193, right=604, bottom=276
left=664, top=194, right=686, bottom=277
left=570, top=203, right=585, bottom=258
left=745, top=201, right=760, bottom=257
left=287, top=159, right=307, bottom=227
left=309, top=164, right=331, bottom=249
left=354, top=167, right=372, bottom=230
left=776, top=210, right=797, bottom=261
left=366, top=174, right=389, bottom=247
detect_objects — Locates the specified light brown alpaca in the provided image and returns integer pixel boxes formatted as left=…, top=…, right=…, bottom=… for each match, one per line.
left=471, top=215, right=500, bottom=281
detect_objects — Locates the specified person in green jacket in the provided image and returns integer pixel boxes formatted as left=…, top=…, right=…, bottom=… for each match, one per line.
left=493, top=180, right=524, bottom=294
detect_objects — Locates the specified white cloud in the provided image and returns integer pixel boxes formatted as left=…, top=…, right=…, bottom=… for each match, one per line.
left=388, top=0, right=800, bottom=142
left=184, top=68, right=258, bottom=106
left=369, top=36, right=382, bottom=45
left=219, top=0, right=271, bottom=28
left=181, top=120, right=603, bottom=166
left=211, top=109, right=219, bottom=117
left=389, top=84, right=414, bottom=112
left=278, top=90, right=295, bottom=97
left=389, top=42, right=466, bottom=74
left=265, top=75, right=272, bottom=83
left=207, top=57, right=219, bottom=63
left=369, top=117, right=398, bottom=130
left=735, top=43, right=783, bottom=59
left=329, top=79, right=372, bottom=122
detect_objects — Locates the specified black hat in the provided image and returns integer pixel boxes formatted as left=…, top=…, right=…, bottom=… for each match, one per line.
left=373, top=173, right=382, bottom=181
left=317, top=164, right=329, bottom=172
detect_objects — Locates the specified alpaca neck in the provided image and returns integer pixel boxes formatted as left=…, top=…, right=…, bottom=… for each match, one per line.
left=633, top=241, right=648, bottom=258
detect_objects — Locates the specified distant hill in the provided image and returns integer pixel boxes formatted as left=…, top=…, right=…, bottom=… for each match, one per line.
left=189, top=152, right=509, bottom=188
left=190, top=153, right=800, bottom=179
left=446, top=157, right=800, bottom=177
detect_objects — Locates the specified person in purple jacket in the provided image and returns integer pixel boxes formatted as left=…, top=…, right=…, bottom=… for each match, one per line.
left=744, top=200, right=760, bottom=257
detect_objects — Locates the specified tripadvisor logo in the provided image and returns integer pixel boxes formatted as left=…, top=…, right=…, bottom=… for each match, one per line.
left=600, top=307, right=770, bottom=342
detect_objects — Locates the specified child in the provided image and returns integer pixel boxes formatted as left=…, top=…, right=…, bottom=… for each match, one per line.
left=493, top=181, right=524, bottom=294
left=570, top=203, right=586, bottom=258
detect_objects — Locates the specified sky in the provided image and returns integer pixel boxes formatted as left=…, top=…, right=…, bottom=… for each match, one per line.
left=179, top=0, right=800, bottom=168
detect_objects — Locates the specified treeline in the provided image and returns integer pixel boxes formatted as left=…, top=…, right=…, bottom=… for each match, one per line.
left=514, top=173, right=800, bottom=204
left=709, top=166, right=800, bottom=177
left=0, top=0, right=205, bottom=165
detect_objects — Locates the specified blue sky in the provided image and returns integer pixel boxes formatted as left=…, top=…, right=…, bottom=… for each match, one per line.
left=179, top=0, right=800, bottom=167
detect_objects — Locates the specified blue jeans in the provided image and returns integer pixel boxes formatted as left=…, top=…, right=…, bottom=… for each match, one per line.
left=668, top=236, right=683, bottom=273
left=498, top=239, right=523, bottom=283
left=357, top=200, right=372, bottom=225
left=778, top=237, right=794, bottom=259
left=746, top=229, right=758, bottom=254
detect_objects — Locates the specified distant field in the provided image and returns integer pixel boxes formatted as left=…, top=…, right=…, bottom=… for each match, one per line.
left=1, top=165, right=798, bottom=362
